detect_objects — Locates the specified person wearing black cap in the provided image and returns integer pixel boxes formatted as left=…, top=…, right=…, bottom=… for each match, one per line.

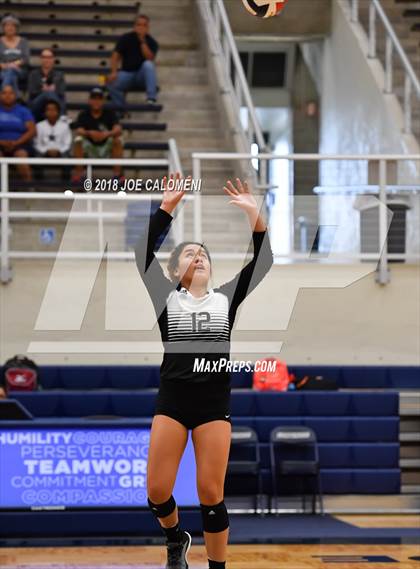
left=72, top=87, right=123, bottom=183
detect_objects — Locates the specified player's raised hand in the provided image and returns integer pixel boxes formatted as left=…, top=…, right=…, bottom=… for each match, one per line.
left=160, top=172, right=189, bottom=214
left=223, top=178, right=258, bottom=214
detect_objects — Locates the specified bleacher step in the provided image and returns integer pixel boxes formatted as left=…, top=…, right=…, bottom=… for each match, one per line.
left=64, top=68, right=209, bottom=88
left=31, top=50, right=203, bottom=67
left=5, top=2, right=139, bottom=13
left=30, top=36, right=198, bottom=51
left=400, top=433, right=420, bottom=442
left=401, top=484, right=420, bottom=494
left=400, top=459, right=420, bottom=468
left=23, top=15, right=196, bottom=38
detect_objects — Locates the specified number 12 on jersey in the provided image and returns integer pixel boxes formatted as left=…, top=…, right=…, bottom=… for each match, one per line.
left=191, top=311, right=211, bottom=332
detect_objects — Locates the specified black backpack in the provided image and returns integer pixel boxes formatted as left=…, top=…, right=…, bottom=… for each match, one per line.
left=296, top=374, right=338, bottom=391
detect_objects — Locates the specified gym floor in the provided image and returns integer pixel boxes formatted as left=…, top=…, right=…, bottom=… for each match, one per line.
left=2, top=515, right=419, bottom=569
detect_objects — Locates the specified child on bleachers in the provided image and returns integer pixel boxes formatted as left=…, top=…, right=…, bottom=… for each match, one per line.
left=0, top=84, right=35, bottom=181
left=34, top=100, right=72, bottom=184
left=0, top=14, right=30, bottom=96
left=35, top=100, right=72, bottom=158
left=28, top=48, right=66, bottom=122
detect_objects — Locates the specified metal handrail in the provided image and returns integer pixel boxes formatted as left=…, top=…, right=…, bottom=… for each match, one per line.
left=195, top=0, right=268, bottom=187
left=349, top=0, right=420, bottom=134
left=214, top=0, right=266, bottom=152
left=2, top=152, right=420, bottom=286
left=0, top=140, right=187, bottom=282
left=192, top=152, right=420, bottom=160
left=168, top=138, right=184, bottom=176
left=192, top=151, right=420, bottom=286
left=167, top=138, right=185, bottom=243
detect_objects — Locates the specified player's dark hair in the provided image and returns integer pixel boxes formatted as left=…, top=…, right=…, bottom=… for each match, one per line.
left=168, top=241, right=212, bottom=284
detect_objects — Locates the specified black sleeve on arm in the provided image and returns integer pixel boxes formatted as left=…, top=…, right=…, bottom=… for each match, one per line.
left=218, top=229, right=273, bottom=312
left=55, top=71, right=66, bottom=100
left=72, top=110, right=86, bottom=130
left=147, top=36, right=159, bottom=56
left=114, top=34, right=127, bottom=55
left=27, top=70, right=41, bottom=99
left=108, top=110, right=119, bottom=129
left=133, top=207, right=175, bottom=316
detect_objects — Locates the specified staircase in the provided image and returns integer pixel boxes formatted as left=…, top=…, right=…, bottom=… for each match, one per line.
left=6, top=0, right=253, bottom=255
left=399, top=391, right=420, bottom=494
left=357, top=0, right=420, bottom=142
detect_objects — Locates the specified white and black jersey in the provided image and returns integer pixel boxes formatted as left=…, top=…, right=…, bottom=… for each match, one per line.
left=134, top=207, right=273, bottom=386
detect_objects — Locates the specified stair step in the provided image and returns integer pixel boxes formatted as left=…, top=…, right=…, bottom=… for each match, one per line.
left=20, top=17, right=134, bottom=28
left=400, top=458, right=420, bottom=468
left=124, top=142, right=169, bottom=151
left=66, top=102, right=162, bottom=113
left=52, top=57, right=205, bottom=78
left=132, top=109, right=220, bottom=128
left=4, top=1, right=139, bottom=13
left=64, top=69, right=208, bottom=89
left=24, top=12, right=194, bottom=29
left=28, top=31, right=197, bottom=48
left=14, top=7, right=192, bottom=23
left=401, top=484, right=420, bottom=494
left=124, top=130, right=222, bottom=148
left=120, top=122, right=167, bottom=132
left=400, top=433, right=420, bottom=442
left=28, top=39, right=197, bottom=53
left=31, top=54, right=197, bottom=70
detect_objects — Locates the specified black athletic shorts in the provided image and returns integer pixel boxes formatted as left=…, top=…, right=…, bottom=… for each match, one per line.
left=154, top=378, right=232, bottom=430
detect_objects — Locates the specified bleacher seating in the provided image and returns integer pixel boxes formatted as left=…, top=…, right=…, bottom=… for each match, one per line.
left=3, top=0, right=169, bottom=189
left=401, top=5, right=420, bottom=33
left=7, top=364, right=416, bottom=390
left=3, top=363, right=408, bottom=495
left=8, top=389, right=399, bottom=421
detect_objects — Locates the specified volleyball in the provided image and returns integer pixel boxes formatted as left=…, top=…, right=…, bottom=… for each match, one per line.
left=241, top=0, right=289, bottom=18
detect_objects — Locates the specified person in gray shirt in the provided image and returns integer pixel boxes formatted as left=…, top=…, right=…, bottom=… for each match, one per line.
left=28, top=48, right=66, bottom=121
left=0, top=14, right=30, bottom=95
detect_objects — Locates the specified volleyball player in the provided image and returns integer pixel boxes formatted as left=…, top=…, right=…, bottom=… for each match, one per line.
left=134, top=174, right=273, bottom=569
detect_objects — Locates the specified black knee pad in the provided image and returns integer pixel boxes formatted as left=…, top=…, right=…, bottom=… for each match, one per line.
left=147, top=495, right=176, bottom=519
left=200, top=500, right=229, bottom=533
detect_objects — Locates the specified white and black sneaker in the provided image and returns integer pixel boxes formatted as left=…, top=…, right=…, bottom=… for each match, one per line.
left=166, top=530, right=192, bottom=569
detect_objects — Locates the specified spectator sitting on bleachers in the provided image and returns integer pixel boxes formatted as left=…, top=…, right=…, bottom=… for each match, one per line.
left=0, top=14, right=30, bottom=95
left=28, top=48, right=66, bottom=122
left=0, top=84, right=35, bottom=181
left=107, top=14, right=159, bottom=108
left=72, top=87, right=123, bottom=183
left=35, top=100, right=72, bottom=159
